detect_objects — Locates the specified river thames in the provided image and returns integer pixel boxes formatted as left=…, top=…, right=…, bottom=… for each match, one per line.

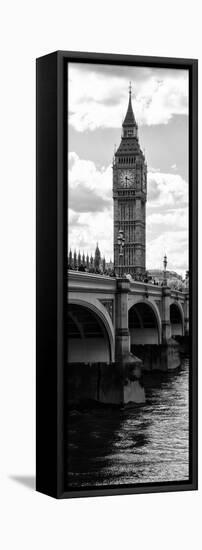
left=66, top=357, right=189, bottom=489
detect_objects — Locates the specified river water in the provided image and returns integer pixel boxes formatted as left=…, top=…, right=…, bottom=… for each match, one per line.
left=66, top=357, right=189, bottom=489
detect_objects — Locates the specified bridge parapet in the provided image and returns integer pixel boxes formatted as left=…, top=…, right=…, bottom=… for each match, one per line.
left=170, top=289, right=188, bottom=301
left=68, top=270, right=117, bottom=293
left=129, top=280, right=163, bottom=300
left=68, top=272, right=189, bottom=302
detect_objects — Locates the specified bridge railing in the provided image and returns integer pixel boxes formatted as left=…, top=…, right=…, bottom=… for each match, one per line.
left=67, top=270, right=189, bottom=300
left=170, top=289, right=189, bottom=300
left=68, top=270, right=117, bottom=292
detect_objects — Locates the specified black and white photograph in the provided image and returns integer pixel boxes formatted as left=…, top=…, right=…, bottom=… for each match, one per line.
left=66, top=61, right=191, bottom=491
left=1, top=0, right=201, bottom=544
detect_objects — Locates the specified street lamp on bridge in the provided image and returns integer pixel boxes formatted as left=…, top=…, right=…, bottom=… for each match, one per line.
left=117, top=229, right=125, bottom=277
left=185, top=270, right=189, bottom=289
left=163, top=254, right=168, bottom=286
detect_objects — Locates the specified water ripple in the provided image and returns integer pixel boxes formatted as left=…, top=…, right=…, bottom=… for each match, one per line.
left=66, top=358, right=189, bottom=488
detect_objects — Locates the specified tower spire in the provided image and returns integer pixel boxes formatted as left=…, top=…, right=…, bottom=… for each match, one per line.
left=122, top=82, right=137, bottom=130
left=113, top=87, right=147, bottom=278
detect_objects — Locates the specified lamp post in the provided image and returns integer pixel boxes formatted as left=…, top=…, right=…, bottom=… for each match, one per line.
left=163, top=254, right=167, bottom=286
left=185, top=270, right=189, bottom=289
left=117, top=229, right=125, bottom=277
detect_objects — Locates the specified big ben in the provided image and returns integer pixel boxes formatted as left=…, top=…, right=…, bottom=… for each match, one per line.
left=113, top=85, right=147, bottom=278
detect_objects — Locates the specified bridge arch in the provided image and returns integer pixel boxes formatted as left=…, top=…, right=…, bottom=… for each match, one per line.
left=128, top=298, right=162, bottom=346
left=170, top=301, right=184, bottom=337
left=68, top=298, right=114, bottom=363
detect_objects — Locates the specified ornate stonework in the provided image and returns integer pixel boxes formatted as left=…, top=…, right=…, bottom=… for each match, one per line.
left=113, top=88, right=147, bottom=278
left=100, top=299, right=114, bottom=321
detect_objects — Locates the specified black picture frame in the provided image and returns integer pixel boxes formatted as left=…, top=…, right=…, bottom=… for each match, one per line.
left=36, top=50, right=198, bottom=499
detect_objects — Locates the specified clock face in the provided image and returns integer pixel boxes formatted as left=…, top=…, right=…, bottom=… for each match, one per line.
left=119, top=170, right=134, bottom=188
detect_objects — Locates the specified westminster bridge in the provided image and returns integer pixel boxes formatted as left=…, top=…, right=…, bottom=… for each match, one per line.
left=68, top=270, right=189, bottom=366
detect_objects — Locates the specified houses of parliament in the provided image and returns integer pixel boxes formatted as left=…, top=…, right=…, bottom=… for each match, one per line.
left=67, top=243, right=113, bottom=274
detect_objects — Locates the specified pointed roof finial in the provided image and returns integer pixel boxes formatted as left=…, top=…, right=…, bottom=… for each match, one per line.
left=122, top=83, right=137, bottom=128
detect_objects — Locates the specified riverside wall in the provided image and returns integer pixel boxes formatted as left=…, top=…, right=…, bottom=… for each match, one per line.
left=66, top=361, right=145, bottom=407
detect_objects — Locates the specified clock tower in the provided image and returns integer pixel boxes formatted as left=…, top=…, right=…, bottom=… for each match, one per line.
left=113, top=85, right=147, bottom=278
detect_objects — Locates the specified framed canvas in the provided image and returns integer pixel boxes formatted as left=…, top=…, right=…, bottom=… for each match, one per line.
left=36, top=51, right=198, bottom=499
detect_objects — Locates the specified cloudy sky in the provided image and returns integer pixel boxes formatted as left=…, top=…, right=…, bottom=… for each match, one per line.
left=68, top=63, right=189, bottom=276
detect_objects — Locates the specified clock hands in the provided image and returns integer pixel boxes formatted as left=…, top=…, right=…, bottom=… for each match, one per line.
left=124, top=175, right=133, bottom=186
left=119, top=171, right=135, bottom=187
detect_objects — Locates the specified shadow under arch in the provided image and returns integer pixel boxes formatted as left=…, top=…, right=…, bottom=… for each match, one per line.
left=128, top=299, right=162, bottom=345
left=170, top=301, right=184, bottom=336
left=68, top=299, right=114, bottom=363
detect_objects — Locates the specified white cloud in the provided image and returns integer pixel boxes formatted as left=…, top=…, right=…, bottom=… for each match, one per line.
left=69, top=64, right=188, bottom=132
left=146, top=231, right=188, bottom=275
left=147, top=209, right=188, bottom=231
left=136, top=75, right=188, bottom=126
left=146, top=173, right=189, bottom=274
left=68, top=152, right=113, bottom=259
left=69, top=152, right=112, bottom=210
left=69, top=152, right=105, bottom=190
left=147, top=171, right=188, bottom=207
left=148, top=165, right=161, bottom=173
left=68, top=208, right=113, bottom=260
left=68, top=208, right=79, bottom=225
